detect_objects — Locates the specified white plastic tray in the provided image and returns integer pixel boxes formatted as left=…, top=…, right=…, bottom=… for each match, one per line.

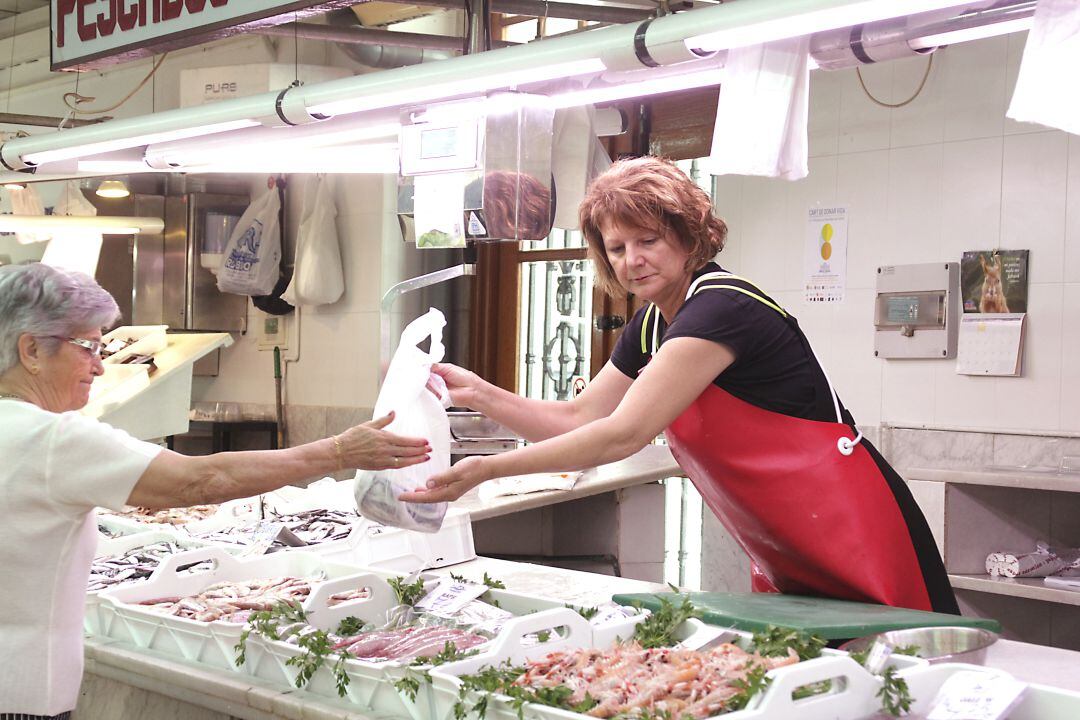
left=86, top=531, right=240, bottom=636
left=102, top=325, right=168, bottom=364
left=895, top=662, right=1080, bottom=719
left=244, top=571, right=619, bottom=720
left=428, top=611, right=930, bottom=720
left=95, top=515, right=157, bottom=556
left=97, top=547, right=364, bottom=669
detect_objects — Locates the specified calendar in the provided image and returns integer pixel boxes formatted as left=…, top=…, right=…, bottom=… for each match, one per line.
left=956, top=313, right=1026, bottom=376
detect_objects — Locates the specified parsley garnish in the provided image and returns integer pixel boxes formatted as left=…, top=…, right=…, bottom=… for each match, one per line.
left=389, top=575, right=427, bottom=606
left=750, top=625, right=827, bottom=661
left=631, top=594, right=701, bottom=648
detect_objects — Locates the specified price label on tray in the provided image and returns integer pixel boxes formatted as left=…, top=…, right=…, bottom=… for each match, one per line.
left=414, top=579, right=489, bottom=616
left=239, top=521, right=308, bottom=556
left=927, top=671, right=1027, bottom=720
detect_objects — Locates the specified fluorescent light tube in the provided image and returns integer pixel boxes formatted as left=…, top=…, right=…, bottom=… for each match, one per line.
left=22, top=120, right=259, bottom=166
left=0, top=215, right=163, bottom=235
left=174, top=144, right=400, bottom=175
left=551, top=69, right=723, bottom=109
left=308, top=59, right=606, bottom=117
left=687, top=0, right=977, bottom=53
left=909, top=15, right=1033, bottom=50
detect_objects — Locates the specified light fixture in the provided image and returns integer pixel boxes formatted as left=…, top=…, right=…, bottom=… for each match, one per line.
left=307, top=59, right=607, bottom=117
left=170, top=143, right=400, bottom=175
left=142, top=117, right=401, bottom=170
left=95, top=179, right=130, bottom=198
left=684, top=0, right=976, bottom=53
left=550, top=67, right=723, bottom=109
left=909, top=15, right=1033, bottom=50
left=19, top=119, right=259, bottom=167
left=0, top=215, right=163, bottom=236
left=2, top=181, right=26, bottom=190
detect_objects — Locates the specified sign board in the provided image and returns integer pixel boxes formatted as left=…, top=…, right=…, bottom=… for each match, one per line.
left=804, top=204, right=848, bottom=303
left=51, top=0, right=357, bottom=71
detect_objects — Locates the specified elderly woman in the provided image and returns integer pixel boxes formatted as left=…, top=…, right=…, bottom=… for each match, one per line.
left=404, top=156, right=958, bottom=616
left=0, top=263, right=430, bottom=719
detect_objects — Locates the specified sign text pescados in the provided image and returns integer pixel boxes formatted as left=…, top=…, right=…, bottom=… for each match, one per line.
left=52, top=0, right=356, bottom=71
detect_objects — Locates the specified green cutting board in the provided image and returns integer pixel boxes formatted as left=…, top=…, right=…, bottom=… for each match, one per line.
left=611, top=592, right=1000, bottom=640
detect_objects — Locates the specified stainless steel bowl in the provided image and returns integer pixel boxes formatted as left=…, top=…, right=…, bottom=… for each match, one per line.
left=839, top=626, right=999, bottom=665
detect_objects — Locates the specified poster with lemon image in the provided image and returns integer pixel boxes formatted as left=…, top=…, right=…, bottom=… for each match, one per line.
left=805, top=205, right=848, bottom=303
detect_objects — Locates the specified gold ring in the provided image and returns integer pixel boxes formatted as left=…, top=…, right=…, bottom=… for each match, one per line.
left=393, top=456, right=398, bottom=465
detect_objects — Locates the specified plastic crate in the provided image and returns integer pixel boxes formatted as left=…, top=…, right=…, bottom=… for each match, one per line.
left=894, top=662, right=1080, bottom=720
left=86, top=531, right=241, bottom=636
left=96, top=547, right=365, bottom=670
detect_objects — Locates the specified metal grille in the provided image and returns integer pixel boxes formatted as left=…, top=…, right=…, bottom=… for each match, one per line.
left=517, top=229, right=592, bottom=400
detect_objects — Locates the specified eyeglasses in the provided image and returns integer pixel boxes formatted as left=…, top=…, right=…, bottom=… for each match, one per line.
left=48, top=336, right=104, bottom=358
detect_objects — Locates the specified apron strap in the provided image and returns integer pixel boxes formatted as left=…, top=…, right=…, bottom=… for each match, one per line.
left=678, top=270, right=863, bottom=454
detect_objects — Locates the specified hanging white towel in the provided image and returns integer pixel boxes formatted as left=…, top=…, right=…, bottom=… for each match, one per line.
left=9, top=184, right=50, bottom=245
left=1006, top=0, right=1080, bottom=135
left=552, top=105, right=607, bottom=230
left=40, top=181, right=103, bottom=276
left=703, top=36, right=810, bottom=181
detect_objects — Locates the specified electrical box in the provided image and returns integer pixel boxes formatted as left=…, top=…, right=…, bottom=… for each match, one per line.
left=252, top=305, right=296, bottom=352
left=874, top=262, right=959, bottom=359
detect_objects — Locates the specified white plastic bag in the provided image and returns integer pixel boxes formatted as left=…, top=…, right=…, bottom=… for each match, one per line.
left=216, top=186, right=281, bottom=296
left=282, top=174, right=344, bottom=306
left=353, top=308, right=451, bottom=533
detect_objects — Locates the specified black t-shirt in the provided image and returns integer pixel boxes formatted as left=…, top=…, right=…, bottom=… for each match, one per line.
left=610, top=262, right=845, bottom=422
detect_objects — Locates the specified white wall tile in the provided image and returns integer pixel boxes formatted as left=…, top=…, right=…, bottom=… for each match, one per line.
left=829, top=288, right=882, bottom=427
left=889, top=54, right=945, bottom=148
left=941, top=37, right=1008, bottom=142
left=940, top=137, right=1003, bottom=264
left=1001, top=132, right=1068, bottom=284
left=881, top=359, right=937, bottom=425
left=712, top=175, right=744, bottom=272
left=736, top=176, right=789, bottom=292
left=933, top=365, right=998, bottom=430
left=1060, top=284, right=1080, bottom=432
left=284, top=311, right=382, bottom=408
left=838, top=63, right=893, bottom=154
left=836, top=150, right=890, bottom=290
left=1065, top=136, right=1080, bottom=283
left=808, top=68, right=841, bottom=158
left=994, top=283, right=1063, bottom=432
left=883, top=144, right=944, bottom=267
left=1003, top=31, right=1045, bottom=136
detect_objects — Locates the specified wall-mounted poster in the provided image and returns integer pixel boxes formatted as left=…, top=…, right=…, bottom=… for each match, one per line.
left=961, top=250, right=1029, bottom=314
left=805, top=205, right=848, bottom=303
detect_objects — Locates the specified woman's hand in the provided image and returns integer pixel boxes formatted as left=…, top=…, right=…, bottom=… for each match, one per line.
left=429, top=363, right=485, bottom=409
left=338, top=412, right=430, bottom=471
left=398, top=456, right=492, bottom=503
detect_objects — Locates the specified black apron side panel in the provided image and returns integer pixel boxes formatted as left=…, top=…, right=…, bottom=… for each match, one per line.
left=860, top=438, right=961, bottom=615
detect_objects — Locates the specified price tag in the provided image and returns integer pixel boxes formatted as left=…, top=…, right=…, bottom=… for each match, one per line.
left=414, top=579, right=488, bottom=616
left=239, top=521, right=307, bottom=556
left=588, top=604, right=638, bottom=626
left=927, top=671, right=1027, bottom=720
left=863, top=639, right=893, bottom=675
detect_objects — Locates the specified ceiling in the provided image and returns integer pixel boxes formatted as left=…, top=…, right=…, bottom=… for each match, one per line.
left=0, top=0, right=47, bottom=16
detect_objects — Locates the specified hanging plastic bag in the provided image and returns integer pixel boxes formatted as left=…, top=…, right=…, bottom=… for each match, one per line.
left=282, top=174, right=344, bottom=306
left=354, top=308, right=451, bottom=533
left=216, top=186, right=281, bottom=296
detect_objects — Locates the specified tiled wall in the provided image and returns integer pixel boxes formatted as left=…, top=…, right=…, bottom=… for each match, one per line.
left=712, top=32, right=1080, bottom=434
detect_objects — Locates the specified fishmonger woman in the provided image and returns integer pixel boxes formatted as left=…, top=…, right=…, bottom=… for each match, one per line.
left=403, top=156, right=958, bottom=616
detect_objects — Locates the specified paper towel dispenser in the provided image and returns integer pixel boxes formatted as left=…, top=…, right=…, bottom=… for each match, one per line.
left=396, top=94, right=555, bottom=245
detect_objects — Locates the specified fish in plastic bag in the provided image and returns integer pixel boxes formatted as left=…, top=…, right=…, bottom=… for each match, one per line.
left=354, top=308, right=451, bottom=532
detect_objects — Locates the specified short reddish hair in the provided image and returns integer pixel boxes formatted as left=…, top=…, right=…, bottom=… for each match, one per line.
left=579, top=156, right=727, bottom=297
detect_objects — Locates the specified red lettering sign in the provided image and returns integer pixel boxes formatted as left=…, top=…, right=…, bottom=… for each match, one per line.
left=55, top=0, right=77, bottom=47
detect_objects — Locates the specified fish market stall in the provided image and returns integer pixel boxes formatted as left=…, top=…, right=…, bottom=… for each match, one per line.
left=76, top=554, right=1080, bottom=720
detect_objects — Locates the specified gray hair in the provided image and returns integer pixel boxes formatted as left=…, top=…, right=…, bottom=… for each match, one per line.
left=0, top=263, right=120, bottom=375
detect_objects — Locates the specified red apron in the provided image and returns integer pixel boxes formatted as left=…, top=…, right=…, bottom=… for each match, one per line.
left=656, top=271, right=935, bottom=611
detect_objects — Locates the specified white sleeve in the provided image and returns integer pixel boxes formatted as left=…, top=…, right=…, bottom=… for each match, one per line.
left=45, top=412, right=164, bottom=512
